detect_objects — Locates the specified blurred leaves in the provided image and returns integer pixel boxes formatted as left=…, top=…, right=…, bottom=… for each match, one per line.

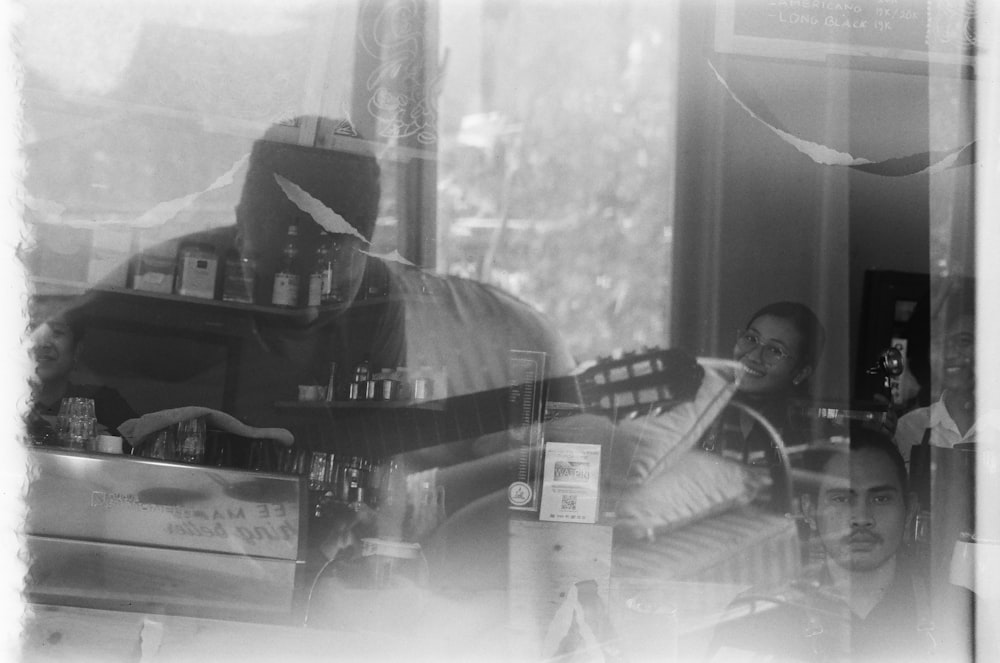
left=438, top=2, right=677, bottom=362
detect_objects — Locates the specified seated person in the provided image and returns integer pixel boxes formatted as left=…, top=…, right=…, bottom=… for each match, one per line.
left=709, top=424, right=971, bottom=662
left=139, top=116, right=573, bottom=420
left=26, top=306, right=137, bottom=447
left=61, top=118, right=575, bottom=581
left=64, top=116, right=573, bottom=436
left=701, top=301, right=827, bottom=466
left=895, top=286, right=976, bottom=463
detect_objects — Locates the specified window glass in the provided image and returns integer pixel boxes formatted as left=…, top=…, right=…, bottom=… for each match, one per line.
left=11, top=0, right=993, bottom=659
left=437, top=1, right=678, bottom=360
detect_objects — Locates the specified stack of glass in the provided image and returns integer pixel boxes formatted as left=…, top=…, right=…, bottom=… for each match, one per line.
left=56, top=397, right=96, bottom=450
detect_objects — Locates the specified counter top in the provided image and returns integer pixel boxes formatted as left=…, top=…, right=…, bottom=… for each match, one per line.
left=21, top=595, right=513, bottom=663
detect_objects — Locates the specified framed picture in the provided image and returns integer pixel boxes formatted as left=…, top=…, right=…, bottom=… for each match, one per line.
left=715, top=0, right=979, bottom=72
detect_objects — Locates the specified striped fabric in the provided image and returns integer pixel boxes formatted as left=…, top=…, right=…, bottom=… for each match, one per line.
left=613, top=506, right=801, bottom=591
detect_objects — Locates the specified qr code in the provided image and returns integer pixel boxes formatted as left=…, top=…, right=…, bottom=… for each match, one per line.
left=560, top=494, right=577, bottom=511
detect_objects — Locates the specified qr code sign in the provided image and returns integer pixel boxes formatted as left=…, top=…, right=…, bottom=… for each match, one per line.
left=560, top=494, right=577, bottom=511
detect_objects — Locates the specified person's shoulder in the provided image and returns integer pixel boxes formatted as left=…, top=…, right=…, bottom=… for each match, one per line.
left=896, top=405, right=931, bottom=443
left=66, top=383, right=104, bottom=398
left=390, top=266, right=571, bottom=349
left=898, top=404, right=932, bottom=425
left=393, top=265, right=533, bottom=310
left=66, top=384, right=131, bottom=410
left=70, top=383, right=115, bottom=393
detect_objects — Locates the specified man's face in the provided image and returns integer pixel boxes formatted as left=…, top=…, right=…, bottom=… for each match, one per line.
left=30, top=320, right=77, bottom=384
left=812, top=448, right=913, bottom=572
left=733, top=314, right=811, bottom=396
left=942, top=314, right=975, bottom=394
left=234, top=207, right=369, bottom=310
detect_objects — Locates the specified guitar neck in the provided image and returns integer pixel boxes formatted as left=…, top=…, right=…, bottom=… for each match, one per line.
left=573, top=347, right=704, bottom=420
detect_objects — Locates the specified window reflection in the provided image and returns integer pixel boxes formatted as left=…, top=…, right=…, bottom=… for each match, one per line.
left=13, top=0, right=993, bottom=660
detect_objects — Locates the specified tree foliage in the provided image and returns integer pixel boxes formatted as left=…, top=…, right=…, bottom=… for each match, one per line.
left=438, top=1, right=678, bottom=362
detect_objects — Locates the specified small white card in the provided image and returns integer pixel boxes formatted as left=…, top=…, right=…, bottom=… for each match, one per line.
left=539, top=442, right=601, bottom=524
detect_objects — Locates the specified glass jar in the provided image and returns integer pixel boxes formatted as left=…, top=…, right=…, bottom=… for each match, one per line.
left=56, top=397, right=96, bottom=450
left=222, top=249, right=256, bottom=303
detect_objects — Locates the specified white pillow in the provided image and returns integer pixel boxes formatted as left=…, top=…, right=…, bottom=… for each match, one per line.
left=614, top=449, right=767, bottom=541
left=613, top=359, right=740, bottom=483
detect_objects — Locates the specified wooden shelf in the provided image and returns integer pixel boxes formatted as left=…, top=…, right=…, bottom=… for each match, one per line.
left=29, top=276, right=360, bottom=319
left=29, top=276, right=410, bottom=319
left=273, top=399, right=446, bottom=412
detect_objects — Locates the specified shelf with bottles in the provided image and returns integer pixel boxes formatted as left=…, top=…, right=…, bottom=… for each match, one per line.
left=274, top=363, right=449, bottom=412
left=26, top=216, right=446, bottom=331
left=29, top=274, right=355, bottom=317
left=28, top=271, right=405, bottom=321
left=272, top=398, right=447, bottom=411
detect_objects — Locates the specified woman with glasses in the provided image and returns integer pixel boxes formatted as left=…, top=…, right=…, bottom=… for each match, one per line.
left=702, top=301, right=826, bottom=468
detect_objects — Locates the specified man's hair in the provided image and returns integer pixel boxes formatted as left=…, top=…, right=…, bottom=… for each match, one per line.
left=239, top=117, right=381, bottom=238
left=61, top=311, right=86, bottom=347
left=796, top=424, right=910, bottom=504
left=235, top=117, right=382, bottom=281
left=746, top=301, right=825, bottom=370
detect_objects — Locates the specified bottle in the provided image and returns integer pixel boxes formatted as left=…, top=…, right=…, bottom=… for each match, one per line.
left=377, top=458, right=406, bottom=540
left=325, top=361, right=337, bottom=402
left=353, top=357, right=371, bottom=384
left=307, top=233, right=329, bottom=307
left=315, top=232, right=338, bottom=304
left=271, top=222, right=300, bottom=307
left=222, top=248, right=256, bottom=303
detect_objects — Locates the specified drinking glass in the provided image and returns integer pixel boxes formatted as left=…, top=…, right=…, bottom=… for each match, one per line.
left=58, top=397, right=96, bottom=450
left=55, top=399, right=72, bottom=446
left=206, top=430, right=232, bottom=467
left=145, top=428, right=174, bottom=460
left=176, top=416, right=206, bottom=464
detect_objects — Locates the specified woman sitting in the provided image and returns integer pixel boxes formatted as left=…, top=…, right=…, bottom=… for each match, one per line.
left=701, top=301, right=826, bottom=465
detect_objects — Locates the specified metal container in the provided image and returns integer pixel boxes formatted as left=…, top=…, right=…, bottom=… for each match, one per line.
left=175, top=242, right=218, bottom=299
left=23, top=447, right=307, bottom=622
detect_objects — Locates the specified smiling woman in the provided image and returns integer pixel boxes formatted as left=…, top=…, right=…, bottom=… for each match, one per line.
left=701, top=301, right=826, bottom=467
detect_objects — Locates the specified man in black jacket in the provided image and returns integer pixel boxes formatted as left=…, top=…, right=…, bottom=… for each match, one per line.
left=710, top=425, right=971, bottom=661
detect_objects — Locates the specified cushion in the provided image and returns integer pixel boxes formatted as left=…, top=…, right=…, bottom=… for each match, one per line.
left=614, top=449, right=768, bottom=541
left=612, top=358, right=741, bottom=482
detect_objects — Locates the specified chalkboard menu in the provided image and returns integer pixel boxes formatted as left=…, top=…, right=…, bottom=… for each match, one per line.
left=716, top=0, right=978, bottom=67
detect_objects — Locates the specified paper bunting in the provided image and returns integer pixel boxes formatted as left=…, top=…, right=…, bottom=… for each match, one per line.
left=709, top=58, right=976, bottom=177
left=273, top=173, right=369, bottom=243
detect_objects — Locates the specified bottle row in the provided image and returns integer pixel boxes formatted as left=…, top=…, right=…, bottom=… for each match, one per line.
left=296, top=359, right=448, bottom=403
left=130, top=221, right=364, bottom=307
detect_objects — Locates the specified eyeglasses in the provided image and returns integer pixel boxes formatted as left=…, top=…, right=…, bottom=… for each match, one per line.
left=735, top=330, right=794, bottom=364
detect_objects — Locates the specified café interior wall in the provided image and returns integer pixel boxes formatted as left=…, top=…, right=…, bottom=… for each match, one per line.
left=672, top=4, right=936, bottom=403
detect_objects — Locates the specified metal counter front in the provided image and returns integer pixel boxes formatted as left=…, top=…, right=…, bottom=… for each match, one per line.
left=23, top=447, right=308, bottom=623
